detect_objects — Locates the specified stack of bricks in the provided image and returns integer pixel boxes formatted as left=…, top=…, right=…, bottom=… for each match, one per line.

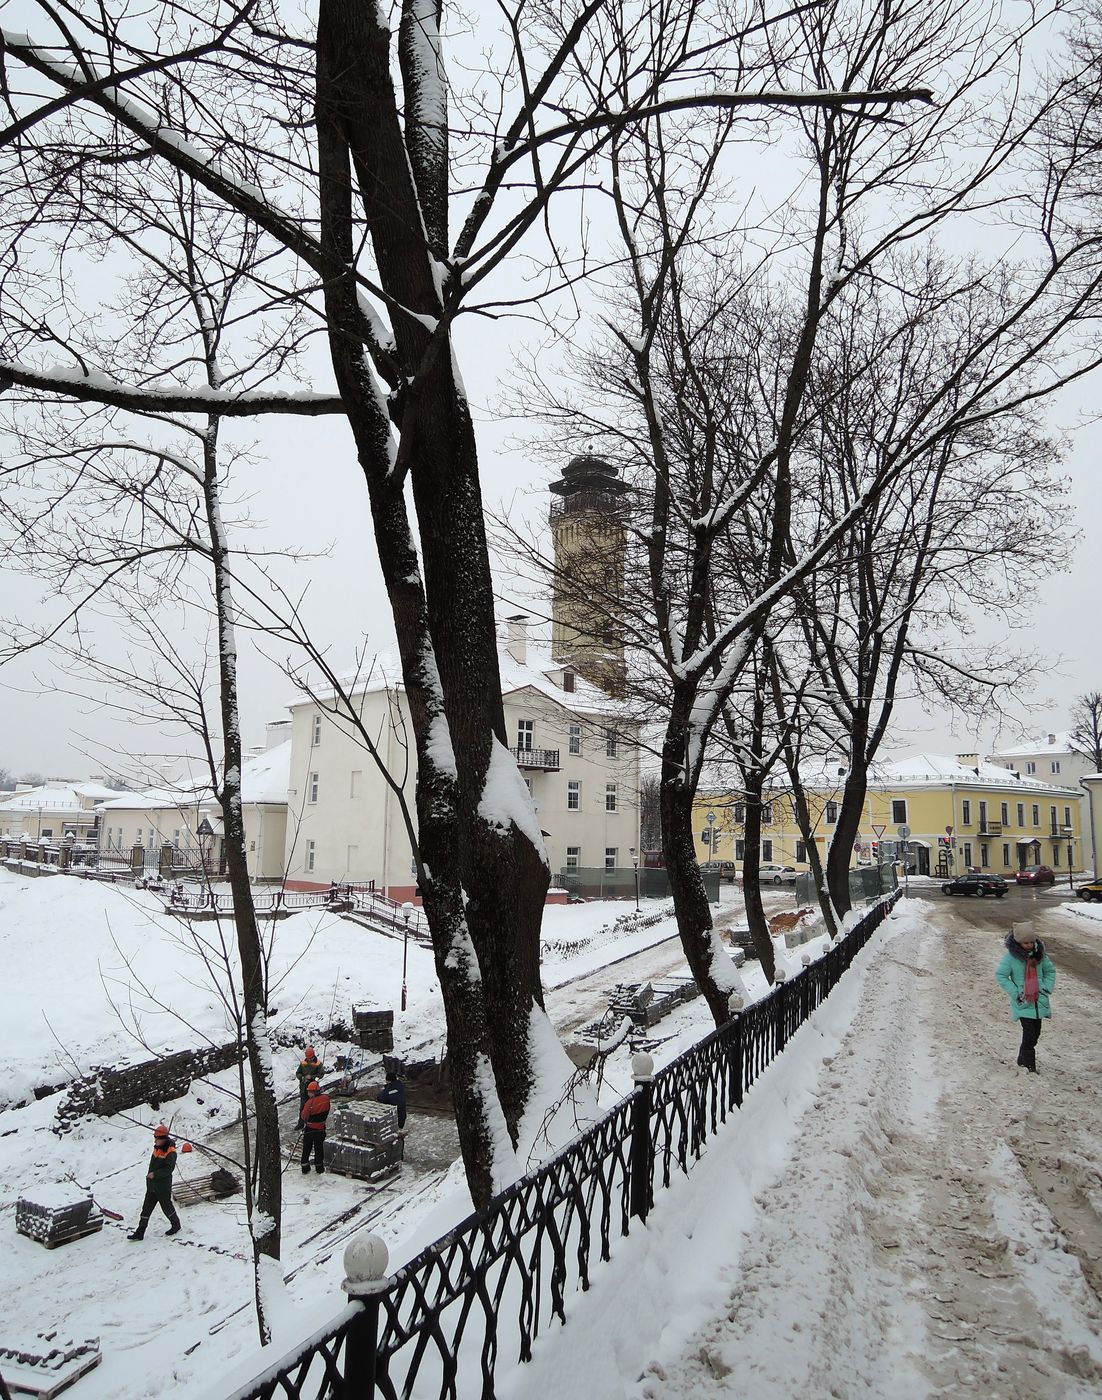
left=324, top=1102, right=403, bottom=1180
left=16, top=1184, right=104, bottom=1248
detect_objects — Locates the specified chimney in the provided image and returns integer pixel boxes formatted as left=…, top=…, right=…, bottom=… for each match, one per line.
left=265, top=718, right=292, bottom=750
left=1047, top=734, right=1056, bottom=746
left=956, top=753, right=979, bottom=768
left=505, top=614, right=528, bottom=666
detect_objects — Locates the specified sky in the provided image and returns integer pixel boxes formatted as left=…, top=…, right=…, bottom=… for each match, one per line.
left=0, top=0, right=1099, bottom=783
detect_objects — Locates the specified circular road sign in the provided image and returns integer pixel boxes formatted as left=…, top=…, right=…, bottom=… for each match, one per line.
left=898, top=824, right=911, bottom=839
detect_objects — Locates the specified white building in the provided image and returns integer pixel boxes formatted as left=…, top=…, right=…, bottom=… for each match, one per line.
left=283, top=632, right=642, bottom=898
left=989, top=731, right=1095, bottom=874
left=0, top=781, right=122, bottom=843
left=96, top=740, right=291, bottom=881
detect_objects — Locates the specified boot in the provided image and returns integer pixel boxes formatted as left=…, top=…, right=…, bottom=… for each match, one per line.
left=165, top=1213, right=181, bottom=1236
left=128, top=1224, right=147, bottom=1241
left=301, top=1164, right=311, bottom=1175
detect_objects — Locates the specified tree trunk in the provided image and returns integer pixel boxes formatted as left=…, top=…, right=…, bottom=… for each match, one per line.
left=201, top=425, right=282, bottom=1343
left=740, top=782, right=776, bottom=982
left=660, top=699, right=735, bottom=1025
left=826, top=759, right=870, bottom=920
left=314, top=0, right=549, bottom=1204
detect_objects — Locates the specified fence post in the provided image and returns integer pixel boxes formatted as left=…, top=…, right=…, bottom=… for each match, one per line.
left=629, top=1051, right=654, bottom=1226
left=774, top=969, right=788, bottom=1054
left=340, top=1231, right=389, bottom=1398
left=727, top=994, right=744, bottom=1110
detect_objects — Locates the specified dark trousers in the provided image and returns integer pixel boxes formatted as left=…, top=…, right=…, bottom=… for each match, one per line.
left=301, top=1130, right=325, bottom=1171
left=1017, top=1017, right=1042, bottom=1070
left=139, top=1188, right=178, bottom=1226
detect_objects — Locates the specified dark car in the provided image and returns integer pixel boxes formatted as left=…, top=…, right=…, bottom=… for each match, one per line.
left=942, top=873, right=1008, bottom=898
left=1076, top=879, right=1102, bottom=902
left=1015, top=865, right=1056, bottom=886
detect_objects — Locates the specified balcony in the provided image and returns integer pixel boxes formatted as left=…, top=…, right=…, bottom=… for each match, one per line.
left=513, top=746, right=561, bottom=772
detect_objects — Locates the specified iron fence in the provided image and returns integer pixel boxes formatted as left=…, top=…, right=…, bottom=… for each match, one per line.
left=227, top=890, right=900, bottom=1400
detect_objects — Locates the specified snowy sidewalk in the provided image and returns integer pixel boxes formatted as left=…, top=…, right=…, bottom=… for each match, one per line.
left=501, top=899, right=1102, bottom=1400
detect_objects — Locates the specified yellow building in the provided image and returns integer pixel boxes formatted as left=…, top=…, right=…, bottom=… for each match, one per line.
left=695, top=753, right=1086, bottom=878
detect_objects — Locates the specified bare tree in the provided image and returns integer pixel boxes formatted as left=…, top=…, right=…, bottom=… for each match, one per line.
left=1069, top=693, right=1102, bottom=772
left=0, top=0, right=934, bottom=1202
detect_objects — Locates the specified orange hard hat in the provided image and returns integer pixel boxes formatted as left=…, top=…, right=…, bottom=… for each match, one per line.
left=307, top=1081, right=320, bottom=1093
left=153, top=1124, right=170, bottom=1137
left=181, top=1142, right=193, bottom=1153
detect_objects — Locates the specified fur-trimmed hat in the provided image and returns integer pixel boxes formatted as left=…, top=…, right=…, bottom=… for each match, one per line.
left=1010, top=923, right=1037, bottom=945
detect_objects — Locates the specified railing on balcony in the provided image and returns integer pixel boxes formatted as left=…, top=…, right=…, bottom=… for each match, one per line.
left=513, top=745, right=561, bottom=771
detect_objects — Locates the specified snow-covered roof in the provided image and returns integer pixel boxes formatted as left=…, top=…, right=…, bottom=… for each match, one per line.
left=240, top=740, right=291, bottom=804
left=95, top=742, right=290, bottom=814
left=0, top=781, right=123, bottom=814
left=990, top=732, right=1071, bottom=758
left=866, top=754, right=1080, bottom=794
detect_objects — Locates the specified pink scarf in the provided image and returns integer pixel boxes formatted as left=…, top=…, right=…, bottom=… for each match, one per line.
left=1023, top=958, right=1039, bottom=1006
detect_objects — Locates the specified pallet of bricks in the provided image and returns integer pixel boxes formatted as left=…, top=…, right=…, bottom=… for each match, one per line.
left=16, top=1184, right=104, bottom=1250
left=324, top=1102, right=403, bottom=1181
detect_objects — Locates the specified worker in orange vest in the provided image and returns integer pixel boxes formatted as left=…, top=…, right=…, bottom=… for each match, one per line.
left=127, top=1126, right=181, bottom=1239
left=299, top=1082, right=331, bottom=1174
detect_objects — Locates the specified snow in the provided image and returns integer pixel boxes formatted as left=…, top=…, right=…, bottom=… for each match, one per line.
left=477, top=737, right=549, bottom=867
left=5, top=871, right=1099, bottom=1399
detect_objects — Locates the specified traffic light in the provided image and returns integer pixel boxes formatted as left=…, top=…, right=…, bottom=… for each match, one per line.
left=870, top=840, right=879, bottom=860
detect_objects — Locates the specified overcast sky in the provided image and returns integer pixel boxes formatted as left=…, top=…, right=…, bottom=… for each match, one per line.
left=1, top=1, right=1098, bottom=784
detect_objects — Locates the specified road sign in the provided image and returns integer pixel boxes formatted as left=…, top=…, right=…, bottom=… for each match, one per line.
left=706, top=810, right=716, bottom=825
left=871, top=824, right=886, bottom=840
left=945, top=825, right=953, bottom=836
left=898, top=824, right=910, bottom=839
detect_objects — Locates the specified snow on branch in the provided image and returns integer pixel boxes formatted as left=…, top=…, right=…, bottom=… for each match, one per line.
left=0, top=361, right=345, bottom=416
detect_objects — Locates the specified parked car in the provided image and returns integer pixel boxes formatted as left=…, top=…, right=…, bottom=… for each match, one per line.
left=941, top=873, right=1008, bottom=898
left=1075, top=878, right=1102, bottom=902
left=1015, top=865, right=1056, bottom=886
left=759, top=863, right=798, bottom=884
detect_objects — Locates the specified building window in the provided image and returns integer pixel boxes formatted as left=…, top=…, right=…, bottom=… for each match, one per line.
left=978, top=800, right=988, bottom=830
left=1064, top=806, right=1072, bottom=829
left=1000, top=802, right=1009, bottom=826
left=517, top=719, right=533, bottom=751
left=309, top=772, right=319, bottom=804
left=735, top=838, right=745, bottom=860
left=961, top=800, right=971, bottom=825
left=891, top=799, right=907, bottom=824
left=963, top=841, right=972, bottom=868
left=795, top=840, right=807, bottom=862
left=563, top=670, right=575, bottom=693
left=605, top=729, right=618, bottom=758
left=1026, top=761, right=1036, bottom=774
left=1052, top=845, right=1060, bottom=866
left=1017, top=803, right=1024, bottom=826
left=566, top=846, right=581, bottom=871
left=567, top=780, right=581, bottom=811
left=1032, top=804, right=1039, bottom=826
left=761, top=839, right=773, bottom=861
left=605, top=847, right=617, bottom=871
left=1050, top=805, right=1058, bottom=833
left=350, top=770, right=362, bottom=798
left=735, top=802, right=746, bottom=824
left=980, top=843, right=988, bottom=868
left=1051, top=760, right=1061, bottom=774
left=568, top=724, right=582, bottom=756
left=605, top=783, right=618, bottom=812
left=1002, top=843, right=1010, bottom=867
left=305, top=839, right=316, bottom=873
left=311, top=713, right=322, bottom=747
left=825, top=801, right=838, bottom=824
left=762, top=803, right=773, bottom=825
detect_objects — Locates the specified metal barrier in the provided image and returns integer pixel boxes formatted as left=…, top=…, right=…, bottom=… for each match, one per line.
left=228, top=890, right=900, bottom=1400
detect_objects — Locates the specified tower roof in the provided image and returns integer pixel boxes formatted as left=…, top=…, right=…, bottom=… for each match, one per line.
left=549, top=452, right=629, bottom=498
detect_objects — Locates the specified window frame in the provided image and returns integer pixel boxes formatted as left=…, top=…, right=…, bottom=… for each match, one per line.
left=567, top=779, right=581, bottom=811
left=568, top=724, right=582, bottom=756
left=605, top=782, right=618, bottom=812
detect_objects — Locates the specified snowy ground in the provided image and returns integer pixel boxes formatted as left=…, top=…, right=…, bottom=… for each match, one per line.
left=9, top=868, right=1095, bottom=1400
left=502, top=892, right=1102, bottom=1400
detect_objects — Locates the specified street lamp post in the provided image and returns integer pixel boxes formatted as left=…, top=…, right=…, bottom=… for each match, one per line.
left=1062, top=827, right=1074, bottom=889
left=629, top=847, right=639, bottom=911
left=401, top=902, right=413, bottom=1011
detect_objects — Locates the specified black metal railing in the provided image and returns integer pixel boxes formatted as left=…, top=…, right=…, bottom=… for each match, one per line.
left=227, top=891, right=899, bottom=1400
left=512, top=746, right=561, bottom=771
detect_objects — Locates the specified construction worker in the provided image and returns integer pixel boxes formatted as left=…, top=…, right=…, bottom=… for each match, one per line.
left=127, top=1125, right=181, bottom=1239
left=377, top=1070, right=407, bottom=1130
left=297, top=1046, right=324, bottom=1107
left=299, top=1081, right=331, bottom=1174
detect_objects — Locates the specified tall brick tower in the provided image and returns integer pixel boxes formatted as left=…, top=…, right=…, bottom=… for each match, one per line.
left=549, top=452, right=629, bottom=698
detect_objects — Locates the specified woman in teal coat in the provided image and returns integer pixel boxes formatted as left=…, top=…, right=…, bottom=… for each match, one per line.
left=995, top=923, right=1055, bottom=1073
